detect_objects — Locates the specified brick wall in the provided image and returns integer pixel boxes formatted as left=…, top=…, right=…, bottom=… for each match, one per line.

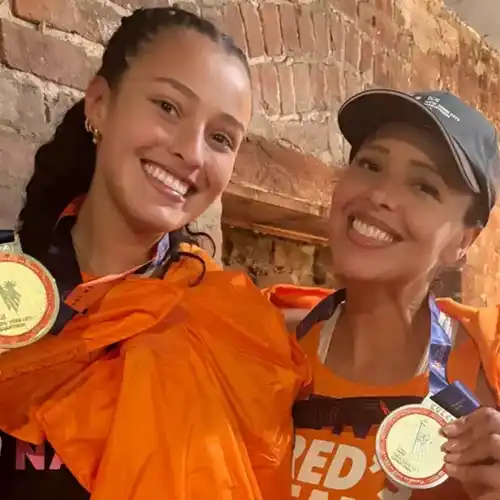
left=1, top=0, right=499, bottom=304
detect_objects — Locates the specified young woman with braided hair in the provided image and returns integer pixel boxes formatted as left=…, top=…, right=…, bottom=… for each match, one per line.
left=0, top=7, right=308, bottom=499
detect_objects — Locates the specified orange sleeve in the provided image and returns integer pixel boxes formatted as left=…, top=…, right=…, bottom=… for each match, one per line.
left=261, top=283, right=332, bottom=310
left=481, top=305, right=500, bottom=405
left=438, top=299, right=500, bottom=406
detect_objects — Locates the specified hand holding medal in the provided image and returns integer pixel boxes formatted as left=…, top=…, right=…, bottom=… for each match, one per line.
left=442, top=407, right=500, bottom=499
left=375, top=297, right=487, bottom=492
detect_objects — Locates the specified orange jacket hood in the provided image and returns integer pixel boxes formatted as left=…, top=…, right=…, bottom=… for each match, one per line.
left=0, top=247, right=310, bottom=499
left=264, top=284, right=500, bottom=406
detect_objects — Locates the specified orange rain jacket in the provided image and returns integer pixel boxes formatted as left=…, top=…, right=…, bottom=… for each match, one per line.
left=0, top=247, right=311, bottom=500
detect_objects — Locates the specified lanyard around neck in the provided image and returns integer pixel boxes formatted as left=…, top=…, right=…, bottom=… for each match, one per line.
left=314, top=290, right=454, bottom=395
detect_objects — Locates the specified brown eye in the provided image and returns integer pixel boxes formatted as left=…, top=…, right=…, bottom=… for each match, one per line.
left=153, top=99, right=179, bottom=117
left=355, top=157, right=380, bottom=172
left=415, top=181, right=441, bottom=200
left=211, top=133, right=233, bottom=150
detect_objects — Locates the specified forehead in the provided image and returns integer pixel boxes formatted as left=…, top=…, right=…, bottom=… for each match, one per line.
left=123, top=28, right=251, bottom=117
left=360, top=123, right=467, bottom=185
left=365, top=123, right=450, bottom=160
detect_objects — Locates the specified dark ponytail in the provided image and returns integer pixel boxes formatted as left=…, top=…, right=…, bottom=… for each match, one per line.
left=19, top=100, right=93, bottom=258
left=18, top=6, right=249, bottom=272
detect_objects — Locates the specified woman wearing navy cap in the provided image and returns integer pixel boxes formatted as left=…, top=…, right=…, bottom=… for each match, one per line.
left=265, top=88, right=500, bottom=499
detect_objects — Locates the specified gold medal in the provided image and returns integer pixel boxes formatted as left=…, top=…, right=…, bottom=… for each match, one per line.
left=0, top=238, right=59, bottom=349
left=375, top=397, right=455, bottom=489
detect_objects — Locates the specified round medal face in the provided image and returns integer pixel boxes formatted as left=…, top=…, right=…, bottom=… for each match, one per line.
left=375, top=404, right=449, bottom=490
left=0, top=252, right=59, bottom=349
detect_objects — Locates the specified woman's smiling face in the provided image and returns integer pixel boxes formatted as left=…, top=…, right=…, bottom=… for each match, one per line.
left=328, top=123, right=478, bottom=285
left=85, top=27, right=252, bottom=234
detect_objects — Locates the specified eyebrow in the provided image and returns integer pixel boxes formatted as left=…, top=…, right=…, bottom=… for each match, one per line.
left=153, top=76, right=246, bottom=134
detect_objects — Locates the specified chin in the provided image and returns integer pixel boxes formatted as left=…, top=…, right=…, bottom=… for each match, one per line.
left=125, top=207, right=187, bottom=235
left=333, top=256, right=395, bottom=284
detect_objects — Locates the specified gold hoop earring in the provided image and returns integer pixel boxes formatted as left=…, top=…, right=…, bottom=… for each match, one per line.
left=85, top=118, right=100, bottom=144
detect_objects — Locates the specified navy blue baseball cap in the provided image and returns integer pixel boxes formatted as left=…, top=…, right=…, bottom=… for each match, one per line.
left=338, top=89, right=500, bottom=225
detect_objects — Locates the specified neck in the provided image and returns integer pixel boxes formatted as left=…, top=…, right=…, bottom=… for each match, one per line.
left=335, top=280, right=431, bottom=377
left=71, top=186, right=163, bottom=276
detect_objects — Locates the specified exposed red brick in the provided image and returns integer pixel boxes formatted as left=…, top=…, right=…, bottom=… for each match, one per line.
left=376, top=13, right=398, bottom=52
left=176, top=2, right=200, bottom=15
left=344, top=22, right=360, bottom=69
left=279, top=3, right=300, bottom=54
left=345, top=67, right=362, bottom=97
left=313, top=10, right=329, bottom=56
left=440, top=54, right=460, bottom=94
left=45, top=90, right=78, bottom=129
left=459, top=71, right=481, bottom=108
left=360, top=36, right=374, bottom=74
left=240, top=2, right=265, bottom=58
left=0, top=131, right=37, bottom=227
left=112, top=0, right=169, bottom=7
left=259, top=63, right=280, bottom=115
left=326, top=63, right=342, bottom=102
left=411, top=47, right=441, bottom=88
left=293, top=63, right=312, bottom=113
left=0, top=129, right=37, bottom=178
left=222, top=4, right=247, bottom=53
left=2, top=0, right=500, bottom=306
left=297, top=5, right=315, bottom=54
left=358, top=1, right=377, bottom=37
left=374, top=0, right=393, bottom=18
left=393, top=3, right=406, bottom=29
left=249, top=65, right=261, bottom=107
left=13, top=0, right=121, bottom=43
left=397, top=29, right=414, bottom=60
left=260, top=4, right=282, bottom=56
left=387, top=55, right=409, bottom=89
left=277, top=64, right=295, bottom=115
left=0, top=69, right=45, bottom=135
left=331, top=0, right=357, bottom=19
left=329, top=11, right=344, bottom=60
left=310, top=63, right=326, bottom=110
left=202, top=7, right=224, bottom=31
left=373, top=48, right=389, bottom=86
left=0, top=20, right=97, bottom=90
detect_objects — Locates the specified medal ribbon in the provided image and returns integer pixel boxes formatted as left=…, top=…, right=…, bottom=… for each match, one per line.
left=427, top=297, right=452, bottom=395
left=293, top=289, right=479, bottom=437
left=0, top=230, right=15, bottom=245
left=0, top=200, right=170, bottom=335
left=47, top=210, right=170, bottom=334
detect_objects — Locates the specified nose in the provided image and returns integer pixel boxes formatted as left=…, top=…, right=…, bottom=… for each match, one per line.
left=367, top=175, right=402, bottom=212
left=171, top=119, right=205, bottom=169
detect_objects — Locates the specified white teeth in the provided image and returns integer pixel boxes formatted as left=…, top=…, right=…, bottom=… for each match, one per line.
left=143, top=163, right=190, bottom=196
left=351, top=218, right=394, bottom=243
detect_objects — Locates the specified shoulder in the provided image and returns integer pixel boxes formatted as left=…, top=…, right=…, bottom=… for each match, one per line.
left=437, top=297, right=500, bottom=347
left=178, top=243, right=221, bottom=271
left=438, top=297, right=500, bottom=405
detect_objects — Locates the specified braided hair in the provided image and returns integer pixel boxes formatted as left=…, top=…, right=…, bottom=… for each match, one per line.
left=18, top=6, right=249, bottom=282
